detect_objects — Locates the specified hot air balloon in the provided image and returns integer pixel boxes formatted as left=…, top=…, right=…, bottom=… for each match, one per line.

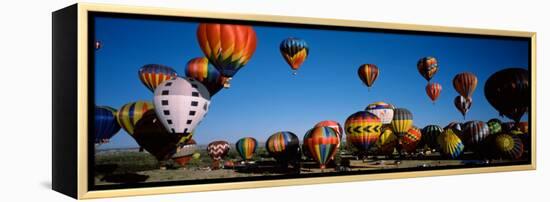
left=345, top=111, right=383, bottom=152
left=304, top=127, right=339, bottom=169
left=375, top=126, right=398, bottom=155
left=302, top=129, right=314, bottom=159
left=391, top=108, right=413, bottom=136
left=207, top=141, right=230, bottom=169
left=445, top=122, right=463, bottom=135
left=484, top=68, right=529, bottom=122
left=172, top=139, right=197, bottom=166
left=494, top=133, right=524, bottom=159
left=94, top=40, right=102, bottom=50
left=401, top=126, right=422, bottom=153
left=266, top=131, right=301, bottom=166
left=116, top=101, right=154, bottom=136
left=417, top=56, right=438, bottom=82
left=437, top=129, right=464, bottom=159
left=516, top=122, right=529, bottom=134
left=185, top=57, right=230, bottom=96
left=95, top=106, right=121, bottom=144
left=454, top=95, right=472, bottom=119
left=425, top=82, right=442, bottom=104
left=196, top=23, right=257, bottom=82
left=280, top=37, right=309, bottom=75
left=315, top=120, right=343, bottom=145
left=153, top=77, right=211, bottom=143
left=133, top=110, right=185, bottom=162
left=487, top=118, right=503, bottom=135
left=138, top=64, right=178, bottom=92
left=421, top=125, right=443, bottom=150
left=358, top=64, right=380, bottom=91
left=235, top=137, right=258, bottom=161
left=462, top=121, right=490, bottom=146
left=365, top=102, right=395, bottom=124
left=453, top=72, right=478, bottom=98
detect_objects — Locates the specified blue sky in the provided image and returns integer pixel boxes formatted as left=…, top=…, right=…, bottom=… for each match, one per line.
left=94, top=16, right=529, bottom=149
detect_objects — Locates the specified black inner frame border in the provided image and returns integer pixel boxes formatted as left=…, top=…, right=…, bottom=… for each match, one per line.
left=87, top=11, right=533, bottom=191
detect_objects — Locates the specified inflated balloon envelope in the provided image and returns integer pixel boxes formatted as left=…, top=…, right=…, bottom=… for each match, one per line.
left=133, top=110, right=186, bottom=162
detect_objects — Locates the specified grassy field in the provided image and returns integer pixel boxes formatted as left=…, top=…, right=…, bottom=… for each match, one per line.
left=94, top=145, right=528, bottom=186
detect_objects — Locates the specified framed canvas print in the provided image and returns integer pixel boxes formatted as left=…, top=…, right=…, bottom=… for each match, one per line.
left=52, top=3, right=536, bottom=199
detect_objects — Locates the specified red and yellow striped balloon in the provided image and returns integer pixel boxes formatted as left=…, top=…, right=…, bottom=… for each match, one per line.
left=345, top=111, right=382, bottom=151
left=425, top=82, right=442, bottom=103
left=196, top=23, right=257, bottom=78
left=453, top=72, right=478, bottom=98
left=138, top=64, right=178, bottom=92
left=401, top=126, right=422, bottom=153
left=358, top=64, right=379, bottom=90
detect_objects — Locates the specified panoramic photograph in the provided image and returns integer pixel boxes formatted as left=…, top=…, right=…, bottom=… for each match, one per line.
left=92, top=15, right=530, bottom=188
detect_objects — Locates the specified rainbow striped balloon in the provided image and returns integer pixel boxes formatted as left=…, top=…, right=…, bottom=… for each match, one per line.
left=266, top=131, right=300, bottom=162
left=305, top=127, right=339, bottom=169
left=138, top=64, right=178, bottom=92
left=235, top=137, right=258, bottom=161
left=116, top=101, right=154, bottom=135
left=185, top=57, right=229, bottom=95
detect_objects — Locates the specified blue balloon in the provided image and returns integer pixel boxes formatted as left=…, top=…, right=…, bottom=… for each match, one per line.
left=95, top=106, right=121, bottom=144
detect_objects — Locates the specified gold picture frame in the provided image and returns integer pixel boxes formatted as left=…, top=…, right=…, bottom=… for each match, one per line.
left=52, top=3, right=536, bottom=199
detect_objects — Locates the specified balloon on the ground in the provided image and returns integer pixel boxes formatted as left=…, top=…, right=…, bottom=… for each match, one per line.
left=345, top=111, right=383, bottom=151
left=376, top=126, right=398, bottom=155
left=196, top=23, right=257, bottom=79
left=494, top=133, right=524, bottom=159
left=315, top=120, right=343, bottom=147
left=172, top=139, right=197, bottom=166
left=138, top=64, right=178, bottom=92
left=116, top=101, right=154, bottom=135
left=153, top=77, right=210, bottom=143
left=358, top=64, right=379, bottom=90
left=421, top=125, right=443, bottom=149
left=280, top=37, right=309, bottom=75
left=425, top=82, right=442, bottom=103
left=185, top=57, right=229, bottom=96
left=207, top=140, right=230, bottom=161
left=133, top=110, right=185, bottom=161
left=391, top=108, right=413, bottom=136
left=95, top=106, right=121, bottom=144
left=462, top=121, right=490, bottom=146
left=437, top=129, right=464, bottom=159
left=444, top=122, right=463, bottom=135
left=304, top=127, right=339, bottom=169
left=401, top=126, right=422, bottom=153
left=417, top=56, right=438, bottom=82
left=453, top=72, right=478, bottom=98
left=235, top=137, right=258, bottom=161
left=487, top=118, right=503, bottom=135
left=484, top=68, right=529, bottom=122
left=265, top=131, right=300, bottom=164
left=454, top=95, right=472, bottom=119
left=302, top=129, right=314, bottom=159
left=365, top=102, right=395, bottom=124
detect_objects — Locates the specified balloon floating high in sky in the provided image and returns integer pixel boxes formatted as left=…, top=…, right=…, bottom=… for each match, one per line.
left=196, top=23, right=257, bottom=85
left=425, top=82, right=442, bottom=104
left=453, top=72, right=478, bottom=98
left=280, top=37, right=309, bottom=75
left=417, top=56, right=438, bottom=82
left=454, top=95, right=472, bottom=119
left=358, top=64, right=379, bottom=91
